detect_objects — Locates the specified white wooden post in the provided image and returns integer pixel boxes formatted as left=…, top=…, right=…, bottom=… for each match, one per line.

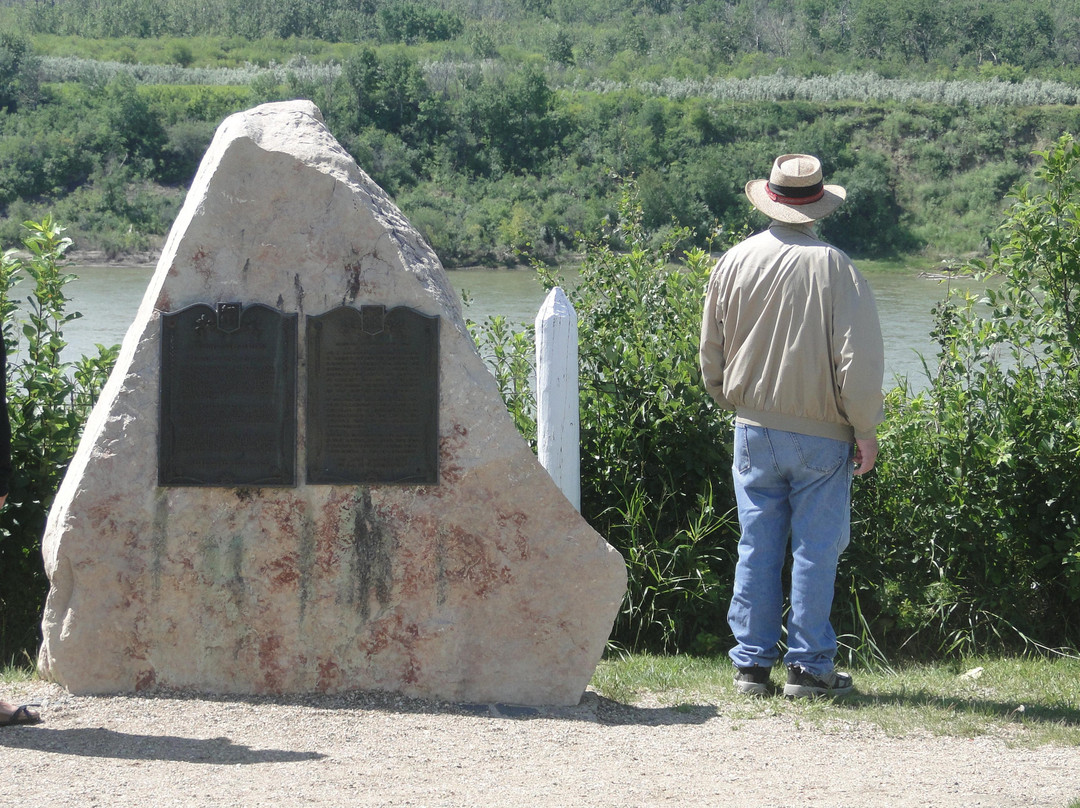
left=534, top=286, right=580, bottom=511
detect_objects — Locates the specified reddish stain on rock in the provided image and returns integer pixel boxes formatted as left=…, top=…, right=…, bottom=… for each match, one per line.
left=314, top=490, right=356, bottom=574
left=258, top=634, right=287, bottom=692
left=87, top=494, right=124, bottom=537
left=135, top=668, right=157, bottom=692
left=440, top=524, right=513, bottom=597
left=316, top=657, right=342, bottom=692
left=264, top=554, right=300, bottom=588
left=267, top=497, right=303, bottom=529
left=437, top=423, right=468, bottom=485
left=360, top=615, right=423, bottom=685
left=402, top=657, right=421, bottom=685
left=496, top=508, right=531, bottom=560
left=191, top=248, right=214, bottom=284
left=157, top=273, right=175, bottom=310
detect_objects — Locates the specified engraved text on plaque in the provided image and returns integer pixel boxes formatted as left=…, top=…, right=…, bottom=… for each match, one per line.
left=306, top=305, right=439, bottom=484
left=159, top=302, right=298, bottom=486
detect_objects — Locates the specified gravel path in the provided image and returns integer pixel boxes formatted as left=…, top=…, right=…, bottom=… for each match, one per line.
left=1, top=680, right=1077, bottom=807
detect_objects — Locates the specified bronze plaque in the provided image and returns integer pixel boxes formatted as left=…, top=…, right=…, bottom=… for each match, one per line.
left=306, top=305, right=439, bottom=485
left=159, top=302, right=297, bottom=487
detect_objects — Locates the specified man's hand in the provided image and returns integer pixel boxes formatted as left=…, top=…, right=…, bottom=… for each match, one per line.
left=854, top=437, right=878, bottom=476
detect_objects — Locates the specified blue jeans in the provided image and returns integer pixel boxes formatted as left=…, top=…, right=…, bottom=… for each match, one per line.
left=728, top=424, right=854, bottom=676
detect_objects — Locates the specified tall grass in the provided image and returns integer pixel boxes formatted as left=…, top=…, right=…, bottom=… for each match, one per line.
left=604, top=481, right=734, bottom=656
left=39, top=52, right=1080, bottom=109
left=590, top=653, right=1080, bottom=747
left=599, top=72, right=1080, bottom=107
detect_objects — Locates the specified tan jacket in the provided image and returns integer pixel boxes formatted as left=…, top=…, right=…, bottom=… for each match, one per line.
left=699, top=222, right=884, bottom=442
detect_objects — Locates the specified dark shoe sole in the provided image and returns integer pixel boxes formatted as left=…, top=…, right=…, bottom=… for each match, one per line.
left=734, top=679, right=771, bottom=696
left=783, top=681, right=854, bottom=698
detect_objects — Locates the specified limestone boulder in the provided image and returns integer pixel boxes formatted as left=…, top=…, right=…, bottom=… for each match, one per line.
left=38, top=101, right=626, bottom=707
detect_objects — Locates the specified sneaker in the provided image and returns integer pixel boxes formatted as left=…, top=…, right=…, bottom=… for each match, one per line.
left=783, top=665, right=854, bottom=698
left=733, top=665, right=772, bottom=696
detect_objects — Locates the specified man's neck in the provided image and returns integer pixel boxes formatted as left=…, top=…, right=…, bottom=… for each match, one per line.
left=771, top=219, right=818, bottom=236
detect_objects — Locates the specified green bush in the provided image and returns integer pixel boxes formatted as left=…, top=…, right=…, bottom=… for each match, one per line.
left=473, top=153, right=1080, bottom=662
left=377, top=1, right=464, bottom=44
left=848, top=135, right=1080, bottom=657
left=0, top=217, right=117, bottom=664
left=0, top=29, right=39, bottom=112
left=472, top=187, right=738, bottom=654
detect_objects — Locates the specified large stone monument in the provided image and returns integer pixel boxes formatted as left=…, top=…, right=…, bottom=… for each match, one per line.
left=38, top=101, right=626, bottom=707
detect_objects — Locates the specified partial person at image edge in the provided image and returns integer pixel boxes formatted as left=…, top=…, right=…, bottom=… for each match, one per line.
left=699, top=153, right=885, bottom=698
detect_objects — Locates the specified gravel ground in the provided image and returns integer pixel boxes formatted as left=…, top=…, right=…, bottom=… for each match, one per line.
left=1, top=680, right=1078, bottom=808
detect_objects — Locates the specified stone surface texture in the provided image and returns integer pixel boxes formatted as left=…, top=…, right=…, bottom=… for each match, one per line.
left=38, top=101, right=625, bottom=707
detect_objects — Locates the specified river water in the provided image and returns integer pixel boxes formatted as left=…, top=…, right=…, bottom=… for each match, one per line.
left=52, top=264, right=978, bottom=391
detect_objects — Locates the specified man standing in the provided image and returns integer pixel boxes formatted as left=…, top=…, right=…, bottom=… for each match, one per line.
left=699, top=154, right=884, bottom=697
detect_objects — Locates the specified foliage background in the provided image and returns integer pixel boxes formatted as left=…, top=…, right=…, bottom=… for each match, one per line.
left=850, top=136, right=1080, bottom=661
left=2, top=0, right=1080, bottom=665
left=0, top=218, right=116, bottom=662
left=474, top=148, right=1080, bottom=662
left=4, top=0, right=1080, bottom=265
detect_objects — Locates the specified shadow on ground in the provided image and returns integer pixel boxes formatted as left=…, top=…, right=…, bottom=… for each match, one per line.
left=0, top=726, right=325, bottom=764
left=839, top=689, right=1080, bottom=727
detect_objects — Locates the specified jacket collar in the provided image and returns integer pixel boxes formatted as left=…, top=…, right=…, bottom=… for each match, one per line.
left=769, top=220, right=818, bottom=237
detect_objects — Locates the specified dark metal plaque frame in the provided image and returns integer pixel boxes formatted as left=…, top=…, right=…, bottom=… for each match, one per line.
left=159, top=302, right=298, bottom=487
left=306, top=304, right=439, bottom=485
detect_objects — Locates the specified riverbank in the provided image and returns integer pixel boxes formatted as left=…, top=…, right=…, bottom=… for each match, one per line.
left=64, top=249, right=159, bottom=268
left=62, top=249, right=557, bottom=272
left=61, top=248, right=944, bottom=276
left=1, top=678, right=1077, bottom=807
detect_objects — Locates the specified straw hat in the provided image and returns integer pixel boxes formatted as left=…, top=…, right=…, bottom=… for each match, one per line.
left=745, top=154, right=846, bottom=224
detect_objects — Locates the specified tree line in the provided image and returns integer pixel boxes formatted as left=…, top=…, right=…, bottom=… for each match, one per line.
left=7, top=0, right=1080, bottom=80
left=4, top=45, right=1080, bottom=263
left=3, top=0, right=1080, bottom=663
left=4, top=0, right=1080, bottom=265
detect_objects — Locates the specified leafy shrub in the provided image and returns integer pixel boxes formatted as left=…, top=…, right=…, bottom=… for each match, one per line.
left=0, top=218, right=117, bottom=663
left=472, top=187, right=738, bottom=654
left=848, top=135, right=1080, bottom=657
left=463, top=64, right=563, bottom=175
left=821, top=150, right=916, bottom=255
left=377, top=1, right=464, bottom=44
left=0, top=29, right=39, bottom=112
left=160, top=119, right=220, bottom=185
left=141, top=84, right=252, bottom=126
left=465, top=313, right=536, bottom=444
left=471, top=154, right=1080, bottom=662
